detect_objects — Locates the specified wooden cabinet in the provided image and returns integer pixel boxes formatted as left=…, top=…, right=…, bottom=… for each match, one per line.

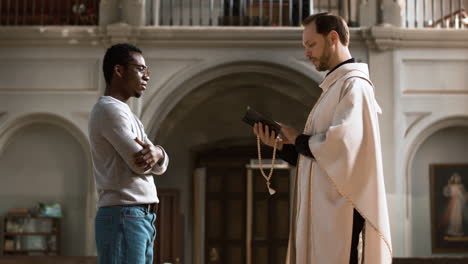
left=2, top=215, right=60, bottom=256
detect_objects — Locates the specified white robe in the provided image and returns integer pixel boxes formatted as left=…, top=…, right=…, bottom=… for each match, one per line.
left=286, top=63, right=392, bottom=264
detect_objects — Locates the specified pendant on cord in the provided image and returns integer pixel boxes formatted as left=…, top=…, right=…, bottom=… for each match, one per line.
left=257, top=134, right=279, bottom=196
left=266, top=181, right=276, bottom=195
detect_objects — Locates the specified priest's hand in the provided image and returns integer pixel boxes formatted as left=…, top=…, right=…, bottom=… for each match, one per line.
left=253, top=122, right=284, bottom=150
left=281, top=125, right=300, bottom=144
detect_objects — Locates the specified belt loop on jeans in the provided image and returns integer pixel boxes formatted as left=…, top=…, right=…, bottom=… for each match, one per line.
left=144, top=203, right=158, bottom=214
left=151, top=203, right=158, bottom=214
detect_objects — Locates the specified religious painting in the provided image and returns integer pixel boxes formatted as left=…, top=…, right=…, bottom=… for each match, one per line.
left=430, top=164, right=468, bottom=253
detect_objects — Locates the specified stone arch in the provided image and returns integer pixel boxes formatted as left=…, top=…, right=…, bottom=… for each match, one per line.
left=142, top=60, right=321, bottom=138
left=405, top=115, right=468, bottom=194
left=404, top=115, right=468, bottom=255
left=0, top=112, right=95, bottom=255
left=141, top=59, right=320, bottom=261
left=0, top=113, right=89, bottom=155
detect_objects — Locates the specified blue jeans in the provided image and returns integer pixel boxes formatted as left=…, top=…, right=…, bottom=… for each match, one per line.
left=95, top=206, right=157, bottom=264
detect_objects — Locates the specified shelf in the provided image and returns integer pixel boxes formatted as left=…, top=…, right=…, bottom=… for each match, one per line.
left=5, top=232, right=57, bottom=236
left=3, top=214, right=61, bottom=256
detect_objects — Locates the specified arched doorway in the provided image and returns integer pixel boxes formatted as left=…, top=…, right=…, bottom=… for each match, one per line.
left=408, top=119, right=468, bottom=256
left=150, top=62, right=320, bottom=264
left=0, top=114, right=92, bottom=256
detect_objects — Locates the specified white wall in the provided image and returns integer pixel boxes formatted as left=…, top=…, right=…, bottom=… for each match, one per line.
left=392, top=48, right=468, bottom=256
left=0, top=46, right=102, bottom=256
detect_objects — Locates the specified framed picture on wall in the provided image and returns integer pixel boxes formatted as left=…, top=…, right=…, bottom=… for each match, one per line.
left=430, top=164, right=468, bottom=253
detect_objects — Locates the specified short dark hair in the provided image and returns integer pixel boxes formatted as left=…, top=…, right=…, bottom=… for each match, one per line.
left=302, top=13, right=349, bottom=46
left=102, top=43, right=142, bottom=85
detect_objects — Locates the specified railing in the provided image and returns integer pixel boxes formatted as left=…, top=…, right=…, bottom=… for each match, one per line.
left=4, top=0, right=465, bottom=29
left=405, top=0, right=467, bottom=28
left=156, top=0, right=361, bottom=27
left=0, top=0, right=99, bottom=25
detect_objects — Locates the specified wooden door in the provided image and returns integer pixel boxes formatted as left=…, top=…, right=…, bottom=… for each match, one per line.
left=154, top=189, right=183, bottom=264
left=251, top=169, right=290, bottom=264
left=197, top=145, right=291, bottom=264
left=205, top=166, right=247, bottom=264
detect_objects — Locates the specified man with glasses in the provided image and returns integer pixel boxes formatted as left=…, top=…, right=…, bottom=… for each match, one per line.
left=89, top=43, right=168, bottom=263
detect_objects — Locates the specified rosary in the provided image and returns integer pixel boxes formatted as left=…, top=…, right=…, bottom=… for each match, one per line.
left=256, top=135, right=279, bottom=195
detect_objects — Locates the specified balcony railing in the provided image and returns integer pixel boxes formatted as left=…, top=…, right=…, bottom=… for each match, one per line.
left=2, top=0, right=466, bottom=29
left=156, top=0, right=361, bottom=27
left=405, top=0, right=467, bottom=28
left=0, top=0, right=99, bottom=25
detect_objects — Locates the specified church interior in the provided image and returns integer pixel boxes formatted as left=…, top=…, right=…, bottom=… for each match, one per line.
left=0, top=0, right=468, bottom=263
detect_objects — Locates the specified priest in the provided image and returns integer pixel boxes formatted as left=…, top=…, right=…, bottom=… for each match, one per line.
left=254, top=13, right=392, bottom=264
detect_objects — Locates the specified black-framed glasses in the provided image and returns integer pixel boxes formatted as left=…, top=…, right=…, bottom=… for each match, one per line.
left=127, top=63, right=150, bottom=76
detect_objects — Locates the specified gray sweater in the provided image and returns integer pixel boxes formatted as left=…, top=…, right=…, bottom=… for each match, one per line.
left=89, top=96, right=168, bottom=208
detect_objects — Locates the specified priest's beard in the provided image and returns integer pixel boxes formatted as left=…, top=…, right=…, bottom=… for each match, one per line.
left=317, top=40, right=332, bottom=72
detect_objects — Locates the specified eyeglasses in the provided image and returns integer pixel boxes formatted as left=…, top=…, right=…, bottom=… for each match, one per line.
left=127, top=63, right=150, bottom=76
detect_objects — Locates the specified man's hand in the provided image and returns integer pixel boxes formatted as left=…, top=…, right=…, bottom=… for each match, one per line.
left=134, top=137, right=164, bottom=171
left=253, top=122, right=284, bottom=150
left=281, top=125, right=300, bottom=144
